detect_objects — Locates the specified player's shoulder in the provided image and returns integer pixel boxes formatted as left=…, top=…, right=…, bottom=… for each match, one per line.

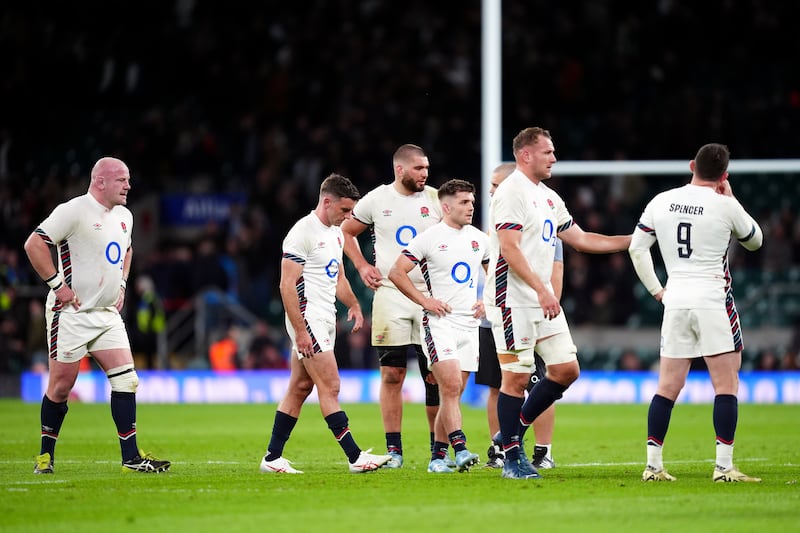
left=50, top=193, right=93, bottom=218
left=463, top=223, right=488, bottom=239
left=538, top=181, right=566, bottom=203
left=287, top=212, right=315, bottom=233
left=111, top=204, right=133, bottom=220
left=422, top=185, right=439, bottom=200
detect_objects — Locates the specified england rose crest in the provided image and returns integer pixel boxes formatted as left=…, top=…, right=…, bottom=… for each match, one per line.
left=420, top=206, right=430, bottom=218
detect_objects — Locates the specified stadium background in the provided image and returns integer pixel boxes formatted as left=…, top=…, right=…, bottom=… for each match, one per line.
left=1, top=1, right=799, bottom=394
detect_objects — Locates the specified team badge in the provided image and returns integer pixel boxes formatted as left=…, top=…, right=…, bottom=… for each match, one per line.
left=382, top=209, right=392, bottom=216
left=92, top=223, right=102, bottom=231
left=121, top=222, right=127, bottom=233
left=420, top=206, right=430, bottom=218
left=471, top=240, right=479, bottom=252
left=438, top=244, right=448, bottom=251
left=547, top=199, right=555, bottom=210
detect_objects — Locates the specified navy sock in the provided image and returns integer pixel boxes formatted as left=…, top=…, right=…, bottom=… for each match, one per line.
left=430, top=432, right=436, bottom=453
left=520, top=378, right=567, bottom=428
left=647, top=394, right=675, bottom=446
left=432, top=441, right=449, bottom=461
left=713, top=394, right=738, bottom=444
left=326, top=411, right=361, bottom=463
left=448, top=430, right=467, bottom=453
left=40, top=395, right=68, bottom=459
left=265, top=410, right=298, bottom=461
left=386, top=432, right=402, bottom=455
left=110, top=391, right=138, bottom=461
left=497, top=392, right=523, bottom=461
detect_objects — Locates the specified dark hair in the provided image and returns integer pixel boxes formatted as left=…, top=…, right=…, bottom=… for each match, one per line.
left=694, top=143, right=730, bottom=181
left=320, top=173, right=360, bottom=200
left=393, top=144, right=426, bottom=165
left=512, top=127, right=551, bottom=155
left=438, top=178, right=475, bottom=200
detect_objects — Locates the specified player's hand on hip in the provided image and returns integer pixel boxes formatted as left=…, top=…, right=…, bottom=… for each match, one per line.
left=56, top=285, right=81, bottom=310
left=424, top=298, right=451, bottom=317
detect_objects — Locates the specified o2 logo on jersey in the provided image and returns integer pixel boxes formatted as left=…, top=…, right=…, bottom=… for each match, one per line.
left=106, top=241, right=123, bottom=265
left=451, top=261, right=473, bottom=287
left=396, top=225, right=417, bottom=246
left=541, top=219, right=556, bottom=246
left=325, top=259, right=340, bottom=278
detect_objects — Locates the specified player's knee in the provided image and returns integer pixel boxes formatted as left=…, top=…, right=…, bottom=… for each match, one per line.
left=107, top=364, right=138, bottom=393
left=503, top=372, right=530, bottom=396
left=293, top=376, right=315, bottom=398
left=47, top=382, right=73, bottom=403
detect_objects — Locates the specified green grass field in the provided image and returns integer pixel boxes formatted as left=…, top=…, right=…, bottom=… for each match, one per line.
left=1, top=399, right=798, bottom=532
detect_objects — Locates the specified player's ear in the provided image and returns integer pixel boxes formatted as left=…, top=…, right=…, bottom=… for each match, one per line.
left=689, top=160, right=696, bottom=173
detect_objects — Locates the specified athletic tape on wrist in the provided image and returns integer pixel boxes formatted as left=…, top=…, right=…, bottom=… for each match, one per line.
left=45, top=274, right=64, bottom=291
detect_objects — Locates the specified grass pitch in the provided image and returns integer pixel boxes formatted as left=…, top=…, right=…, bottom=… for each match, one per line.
left=1, top=399, right=798, bottom=532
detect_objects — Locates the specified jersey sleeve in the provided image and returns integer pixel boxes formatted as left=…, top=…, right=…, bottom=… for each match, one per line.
left=36, top=201, right=78, bottom=244
left=492, top=185, right=525, bottom=231
left=282, top=222, right=310, bottom=264
left=402, top=228, right=432, bottom=265
left=728, top=198, right=763, bottom=251
left=351, top=187, right=379, bottom=226
left=476, top=229, right=490, bottom=264
left=549, top=189, right=574, bottom=233
left=628, top=199, right=662, bottom=295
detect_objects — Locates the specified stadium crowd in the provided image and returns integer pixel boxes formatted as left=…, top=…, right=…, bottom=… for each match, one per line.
left=1, top=1, right=799, bottom=374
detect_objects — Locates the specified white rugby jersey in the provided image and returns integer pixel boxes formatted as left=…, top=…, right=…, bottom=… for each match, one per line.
left=35, top=193, right=133, bottom=313
left=282, top=211, right=345, bottom=320
left=484, top=170, right=573, bottom=308
left=630, top=183, right=762, bottom=309
left=402, top=221, right=489, bottom=328
left=351, top=184, right=441, bottom=290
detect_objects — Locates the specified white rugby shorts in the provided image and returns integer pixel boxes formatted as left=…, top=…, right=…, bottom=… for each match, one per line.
left=486, top=306, right=575, bottom=373
left=371, top=286, right=423, bottom=346
left=45, top=307, right=130, bottom=362
left=285, top=313, right=336, bottom=358
left=660, top=308, right=740, bottom=358
left=420, top=313, right=479, bottom=372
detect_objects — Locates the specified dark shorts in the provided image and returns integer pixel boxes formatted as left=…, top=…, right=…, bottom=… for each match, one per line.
left=476, top=326, right=546, bottom=390
left=475, top=327, right=501, bottom=388
left=377, top=345, right=432, bottom=379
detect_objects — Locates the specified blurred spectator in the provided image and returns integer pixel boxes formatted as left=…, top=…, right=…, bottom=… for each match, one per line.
left=754, top=349, right=779, bottom=371
left=243, top=321, right=288, bottom=370
left=127, top=275, right=166, bottom=369
left=335, top=318, right=378, bottom=370
left=618, top=348, right=644, bottom=371
left=209, top=324, right=242, bottom=372
left=781, top=350, right=798, bottom=371
left=25, top=299, right=48, bottom=372
left=0, top=314, right=26, bottom=373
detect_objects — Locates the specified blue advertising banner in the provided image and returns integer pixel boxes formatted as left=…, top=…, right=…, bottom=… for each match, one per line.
left=20, top=370, right=800, bottom=405
left=160, top=193, right=247, bottom=226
